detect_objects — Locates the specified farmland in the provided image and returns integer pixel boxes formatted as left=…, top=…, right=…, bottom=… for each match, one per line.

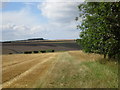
left=2, top=51, right=118, bottom=88
left=1, top=39, right=81, bottom=54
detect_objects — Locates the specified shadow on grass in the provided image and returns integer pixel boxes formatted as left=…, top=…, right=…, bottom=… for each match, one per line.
left=97, top=58, right=118, bottom=65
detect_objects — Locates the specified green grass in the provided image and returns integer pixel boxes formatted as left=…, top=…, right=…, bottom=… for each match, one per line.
left=37, top=52, right=118, bottom=88
left=50, top=61, right=118, bottom=88
left=78, top=60, right=118, bottom=88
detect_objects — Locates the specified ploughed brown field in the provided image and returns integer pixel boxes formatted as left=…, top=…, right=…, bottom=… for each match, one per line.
left=2, top=39, right=81, bottom=54
left=2, top=50, right=118, bottom=88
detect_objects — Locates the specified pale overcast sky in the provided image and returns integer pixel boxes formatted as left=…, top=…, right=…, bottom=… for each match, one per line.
left=0, top=0, right=82, bottom=41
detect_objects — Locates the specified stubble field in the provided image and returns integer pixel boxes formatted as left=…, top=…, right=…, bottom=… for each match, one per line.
left=2, top=51, right=118, bottom=88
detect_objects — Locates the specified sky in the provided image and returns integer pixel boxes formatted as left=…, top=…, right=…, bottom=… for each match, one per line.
left=0, top=0, right=82, bottom=41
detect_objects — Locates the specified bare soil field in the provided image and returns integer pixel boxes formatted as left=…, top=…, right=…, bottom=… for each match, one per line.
left=2, top=39, right=81, bottom=54
left=2, top=51, right=118, bottom=88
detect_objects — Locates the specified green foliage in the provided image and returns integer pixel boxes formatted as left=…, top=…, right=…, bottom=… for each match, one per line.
left=76, top=39, right=82, bottom=45
left=46, top=49, right=54, bottom=52
left=77, top=2, right=120, bottom=59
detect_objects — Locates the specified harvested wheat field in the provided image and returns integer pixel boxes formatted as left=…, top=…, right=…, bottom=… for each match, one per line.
left=2, top=51, right=118, bottom=88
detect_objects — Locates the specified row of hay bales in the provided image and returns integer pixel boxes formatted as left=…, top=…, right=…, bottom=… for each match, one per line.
left=24, top=50, right=55, bottom=54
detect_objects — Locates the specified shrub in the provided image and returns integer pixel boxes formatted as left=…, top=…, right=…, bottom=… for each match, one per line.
left=33, top=51, right=39, bottom=53
left=24, top=51, right=32, bottom=54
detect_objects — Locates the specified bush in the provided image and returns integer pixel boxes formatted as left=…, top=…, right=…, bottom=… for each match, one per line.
left=33, top=51, right=39, bottom=53
left=24, top=51, right=32, bottom=54
left=40, top=50, right=46, bottom=53
left=46, top=49, right=55, bottom=52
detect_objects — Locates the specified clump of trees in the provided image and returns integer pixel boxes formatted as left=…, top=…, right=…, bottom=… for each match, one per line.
left=76, top=2, right=119, bottom=59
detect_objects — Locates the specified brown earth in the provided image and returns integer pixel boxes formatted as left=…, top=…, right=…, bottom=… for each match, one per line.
left=1, top=39, right=81, bottom=54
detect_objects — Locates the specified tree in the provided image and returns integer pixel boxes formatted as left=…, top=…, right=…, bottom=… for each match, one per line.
left=76, top=2, right=120, bottom=59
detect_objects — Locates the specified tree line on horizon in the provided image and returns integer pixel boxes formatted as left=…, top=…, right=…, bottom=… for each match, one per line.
left=76, top=2, right=119, bottom=60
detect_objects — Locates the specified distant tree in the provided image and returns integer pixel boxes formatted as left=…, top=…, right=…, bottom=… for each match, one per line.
left=76, top=2, right=120, bottom=59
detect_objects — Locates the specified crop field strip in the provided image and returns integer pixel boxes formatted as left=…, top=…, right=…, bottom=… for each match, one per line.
left=2, top=53, right=58, bottom=87
left=3, top=54, right=47, bottom=82
left=2, top=52, right=102, bottom=88
left=17, top=53, right=59, bottom=88
left=2, top=53, right=58, bottom=88
left=2, top=53, right=52, bottom=70
left=2, top=51, right=117, bottom=88
left=2, top=52, right=89, bottom=88
left=3, top=54, right=58, bottom=88
left=3, top=54, right=51, bottom=83
left=2, top=54, right=42, bottom=68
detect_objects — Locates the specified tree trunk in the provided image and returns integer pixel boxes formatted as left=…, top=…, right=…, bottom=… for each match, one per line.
left=108, top=54, right=112, bottom=59
left=104, top=54, right=106, bottom=59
